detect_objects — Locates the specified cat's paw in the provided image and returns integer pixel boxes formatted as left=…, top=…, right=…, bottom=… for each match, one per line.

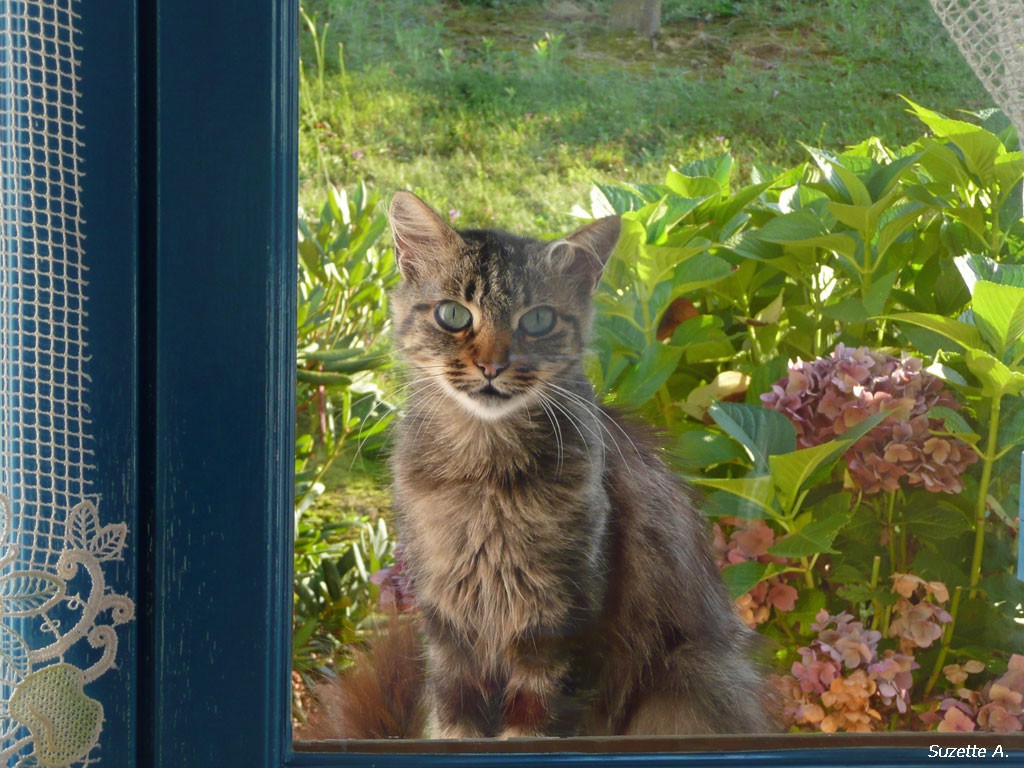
left=497, top=726, right=546, bottom=740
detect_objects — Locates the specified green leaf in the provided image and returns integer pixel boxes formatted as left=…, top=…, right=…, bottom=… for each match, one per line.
left=690, top=475, right=775, bottom=517
left=296, top=370, right=354, bottom=386
left=669, top=315, right=734, bottom=364
left=980, top=573, right=1024, bottom=615
left=863, top=270, right=899, bottom=317
left=906, top=99, right=1005, bottom=183
left=663, top=171, right=722, bottom=201
left=970, top=280, right=1024, bottom=358
left=755, top=210, right=857, bottom=257
left=803, top=144, right=872, bottom=206
left=668, top=252, right=734, bottom=296
left=721, top=561, right=769, bottom=600
left=925, top=405, right=978, bottom=442
left=876, top=201, right=929, bottom=260
left=593, top=183, right=645, bottom=214
left=707, top=401, right=797, bottom=471
left=926, top=405, right=977, bottom=440
left=769, top=507, right=850, bottom=558
left=964, top=348, right=1024, bottom=397
left=788, top=587, right=827, bottom=634
left=768, top=412, right=886, bottom=511
left=827, top=186, right=900, bottom=235
left=616, top=343, right=684, bottom=406
left=675, top=154, right=734, bottom=193
left=955, top=253, right=1024, bottom=290
left=902, top=503, right=972, bottom=543
left=998, top=404, right=1024, bottom=450
left=953, top=596, right=1024, bottom=650
left=885, top=312, right=984, bottom=352
left=673, top=428, right=747, bottom=469
left=639, top=241, right=710, bottom=291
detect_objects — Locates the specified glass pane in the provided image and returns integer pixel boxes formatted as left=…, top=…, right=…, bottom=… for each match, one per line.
left=291, top=0, right=1024, bottom=752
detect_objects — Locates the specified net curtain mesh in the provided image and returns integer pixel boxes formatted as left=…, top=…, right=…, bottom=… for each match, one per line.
left=1, top=1, right=134, bottom=767
left=930, top=0, right=1024, bottom=136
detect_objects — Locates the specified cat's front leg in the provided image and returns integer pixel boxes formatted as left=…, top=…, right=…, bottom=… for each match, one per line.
left=426, top=636, right=492, bottom=739
left=498, top=644, right=570, bottom=739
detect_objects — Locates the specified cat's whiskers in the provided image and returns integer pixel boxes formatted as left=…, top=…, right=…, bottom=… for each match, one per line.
left=350, top=380, right=428, bottom=463
left=534, top=389, right=594, bottom=468
left=542, top=379, right=642, bottom=481
left=532, top=395, right=564, bottom=475
left=409, top=384, right=454, bottom=448
left=546, top=376, right=642, bottom=454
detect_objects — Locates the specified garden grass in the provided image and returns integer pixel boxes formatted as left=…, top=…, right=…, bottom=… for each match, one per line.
left=299, top=0, right=991, bottom=234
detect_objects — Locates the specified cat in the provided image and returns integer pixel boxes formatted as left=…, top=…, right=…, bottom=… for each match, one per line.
left=302, top=191, right=771, bottom=740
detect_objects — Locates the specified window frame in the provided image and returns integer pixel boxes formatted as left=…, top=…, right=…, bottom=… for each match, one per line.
left=117, top=0, right=1024, bottom=765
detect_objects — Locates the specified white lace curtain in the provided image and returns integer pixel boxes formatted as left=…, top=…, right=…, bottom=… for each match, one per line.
left=1, top=1, right=133, bottom=766
left=930, top=0, right=1024, bottom=135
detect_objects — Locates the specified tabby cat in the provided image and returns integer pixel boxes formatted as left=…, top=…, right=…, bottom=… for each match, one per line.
left=308, top=191, right=770, bottom=740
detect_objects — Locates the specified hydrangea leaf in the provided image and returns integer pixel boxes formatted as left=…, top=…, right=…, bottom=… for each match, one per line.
left=970, top=280, right=1024, bottom=359
left=998, top=405, right=1024, bottom=452
left=690, top=475, right=775, bottom=517
left=905, top=99, right=1006, bottom=183
left=754, top=209, right=858, bottom=258
left=673, top=429, right=746, bottom=471
left=788, top=588, right=828, bottom=635
left=954, top=253, right=1024, bottom=290
left=721, top=560, right=769, bottom=600
left=964, top=348, right=1024, bottom=398
left=769, top=507, right=851, bottom=558
left=669, top=315, right=734, bottom=364
left=708, top=401, right=796, bottom=472
left=616, top=342, right=684, bottom=407
left=953, top=596, right=1024, bottom=651
left=885, top=312, right=983, bottom=352
left=926, top=405, right=976, bottom=440
left=803, top=144, right=872, bottom=207
left=768, top=412, right=886, bottom=512
left=902, top=504, right=972, bottom=544
left=720, top=561, right=801, bottom=601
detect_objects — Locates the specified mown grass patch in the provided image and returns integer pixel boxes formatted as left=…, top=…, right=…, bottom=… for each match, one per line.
left=299, top=0, right=989, bottom=233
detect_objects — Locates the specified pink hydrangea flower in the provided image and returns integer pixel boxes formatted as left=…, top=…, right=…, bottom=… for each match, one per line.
left=977, top=703, right=1023, bottom=733
left=937, top=702, right=977, bottom=732
left=889, top=600, right=951, bottom=649
left=762, top=345, right=978, bottom=494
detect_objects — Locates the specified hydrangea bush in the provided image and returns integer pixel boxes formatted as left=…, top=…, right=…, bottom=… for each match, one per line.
left=585, top=103, right=1024, bottom=732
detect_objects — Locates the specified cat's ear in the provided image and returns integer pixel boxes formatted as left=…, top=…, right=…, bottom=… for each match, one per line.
left=389, top=191, right=463, bottom=280
left=547, top=216, right=621, bottom=292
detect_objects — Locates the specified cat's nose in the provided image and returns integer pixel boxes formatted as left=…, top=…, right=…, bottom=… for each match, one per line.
left=476, top=361, right=509, bottom=380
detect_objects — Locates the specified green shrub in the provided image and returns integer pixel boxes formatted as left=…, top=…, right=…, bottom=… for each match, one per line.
left=584, top=101, right=1024, bottom=731
left=292, top=183, right=399, bottom=720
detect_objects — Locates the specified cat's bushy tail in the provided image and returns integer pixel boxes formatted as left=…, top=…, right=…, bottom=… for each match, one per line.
left=297, top=614, right=426, bottom=740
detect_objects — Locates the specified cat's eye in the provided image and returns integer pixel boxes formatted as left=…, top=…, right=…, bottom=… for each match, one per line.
left=519, top=306, right=556, bottom=336
left=434, top=300, right=473, bottom=332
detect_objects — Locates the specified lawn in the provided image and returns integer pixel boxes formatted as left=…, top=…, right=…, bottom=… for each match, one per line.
left=298, top=0, right=990, bottom=233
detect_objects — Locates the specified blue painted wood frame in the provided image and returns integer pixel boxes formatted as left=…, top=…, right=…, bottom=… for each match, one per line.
left=71, top=0, right=1021, bottom=765
left=75, top=2, right=140, bottom=765
left=133, top=0, right=295, bottom=765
